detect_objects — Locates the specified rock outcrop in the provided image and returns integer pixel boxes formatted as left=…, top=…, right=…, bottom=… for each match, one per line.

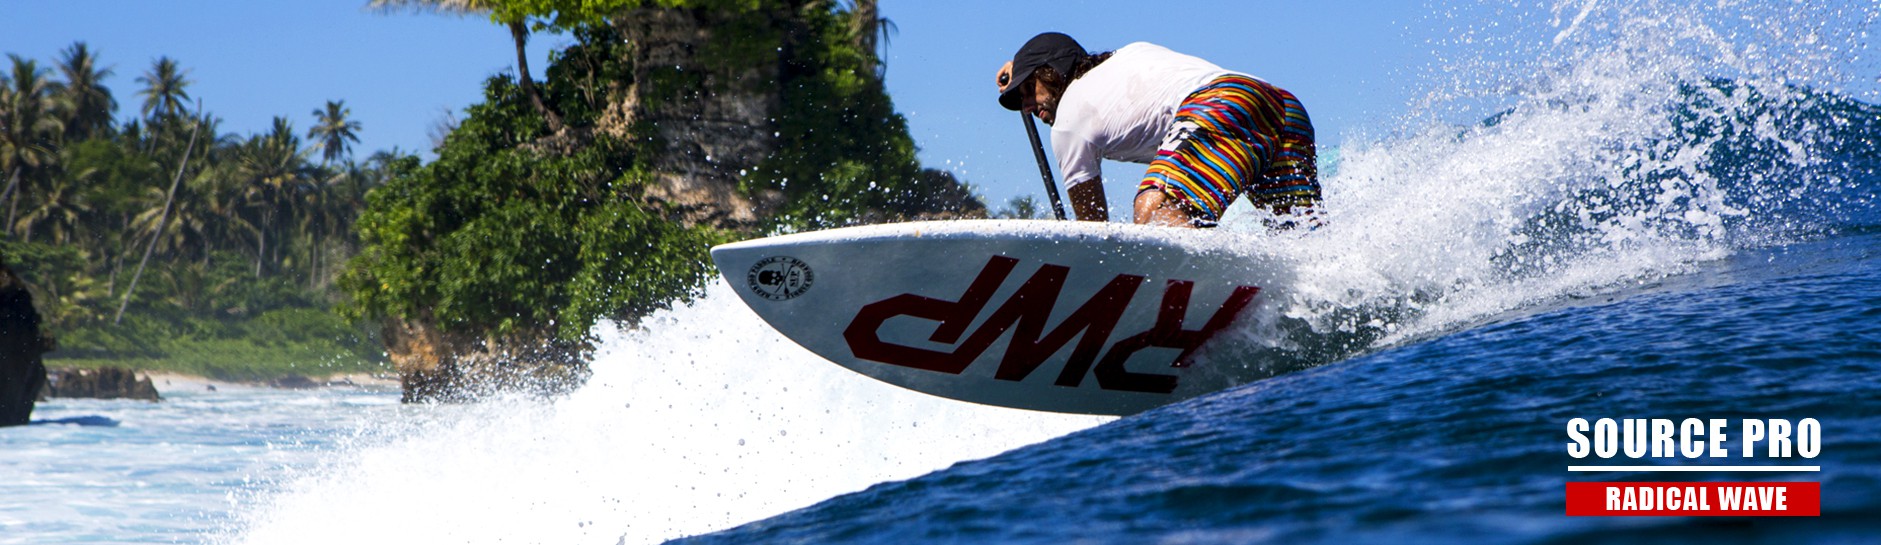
left=41, top=367, right=161, bottom=402
left=1, top=258, right=52, bottom=426
left=609, top=7, right=787, bottom=229
left=376, top=4, right=985, bottom=403
left=383, top=316, right=590, bottom=403
left=606, top=6, right=988, bottom=229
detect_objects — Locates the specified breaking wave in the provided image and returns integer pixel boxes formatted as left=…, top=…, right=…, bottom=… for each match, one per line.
left=1210, top=0, right=1881, bottom=371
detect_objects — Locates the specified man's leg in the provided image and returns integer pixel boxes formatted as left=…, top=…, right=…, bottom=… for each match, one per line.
left=1136, top=126, right=1252, bottom=228
left=1247, top=86, right=1320, bottom=220
left=1133, top=188, right=1195, bottom=228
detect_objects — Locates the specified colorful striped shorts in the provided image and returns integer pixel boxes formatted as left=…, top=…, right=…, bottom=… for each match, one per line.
left=1138, top=75, right=1319, bottom=222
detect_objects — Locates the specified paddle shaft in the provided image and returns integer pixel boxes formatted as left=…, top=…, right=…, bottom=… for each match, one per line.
left=1021, top=112, right=1069, bottom=220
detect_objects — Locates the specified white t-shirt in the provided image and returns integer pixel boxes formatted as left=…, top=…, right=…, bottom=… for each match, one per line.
left=1050, top=42, right=1234, bottom=188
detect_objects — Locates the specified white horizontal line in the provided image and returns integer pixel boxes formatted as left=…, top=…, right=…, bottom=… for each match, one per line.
left=1567, top=466, right=1820, bottom=472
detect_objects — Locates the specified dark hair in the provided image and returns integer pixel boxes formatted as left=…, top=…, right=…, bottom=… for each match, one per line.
left=1033, top=51, right=1114, bottom=94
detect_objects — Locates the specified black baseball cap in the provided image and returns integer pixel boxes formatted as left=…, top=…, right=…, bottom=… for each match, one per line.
left=998, top=32, right=1087, bottom=111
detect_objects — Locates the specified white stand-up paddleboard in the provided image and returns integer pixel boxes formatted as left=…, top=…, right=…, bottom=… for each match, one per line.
left=710, top=220, right=1293, bottom=415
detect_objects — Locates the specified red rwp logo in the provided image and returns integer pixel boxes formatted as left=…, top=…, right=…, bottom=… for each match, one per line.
left=843, top=255, right=1259, bottom=393
left=1565, top=482, right=1820, bottom=516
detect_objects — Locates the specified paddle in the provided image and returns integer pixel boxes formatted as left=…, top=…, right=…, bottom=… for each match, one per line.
left=1021, top=112, right=1069, bottom=220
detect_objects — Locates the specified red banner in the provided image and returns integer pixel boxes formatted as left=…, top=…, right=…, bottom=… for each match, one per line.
left=1565, top=482, right=1820, bottom=516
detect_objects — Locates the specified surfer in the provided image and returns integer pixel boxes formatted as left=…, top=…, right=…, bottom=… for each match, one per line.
left=996, top=32, right=1320, bottom=229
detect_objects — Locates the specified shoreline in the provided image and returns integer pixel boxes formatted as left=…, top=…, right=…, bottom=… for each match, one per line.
left=136, top=370, right=400, bottom=394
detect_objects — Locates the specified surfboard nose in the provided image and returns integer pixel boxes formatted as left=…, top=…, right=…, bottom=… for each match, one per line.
left=707, top=242, right=749, bottom=274
left=709, top=238, right=775, bottom=284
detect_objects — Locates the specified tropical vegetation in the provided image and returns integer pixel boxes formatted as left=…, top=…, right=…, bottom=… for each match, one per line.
left=5, top=0, right=1005, bottom=387
left=1, top=43, right=392, bottom=379
left=339, top=0, right=982, bottom=349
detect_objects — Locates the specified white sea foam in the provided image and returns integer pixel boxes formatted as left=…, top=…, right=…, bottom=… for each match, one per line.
left=1214, top=0, right=1878, bottom=351
left=222, top=281, right=1108, bottom=545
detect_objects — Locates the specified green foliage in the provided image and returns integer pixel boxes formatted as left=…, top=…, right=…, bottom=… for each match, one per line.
left=490, top=0, right=764, bottom=31
left=61, top=138, right=162, bottom=222
left=12, top=4, right=978, bottom=383
left=343, top=0, right=979, bottom=347
left=542, top=24, right=635, bottom=126
left=340, top=75, right=726, bottom=341
left=491, top=0, right=633, bottom=29
left=562, top=197, right=728, bottom=338
left=51, top=311, right=388, bottom=382
left=9, top=241, right=387, bottom=380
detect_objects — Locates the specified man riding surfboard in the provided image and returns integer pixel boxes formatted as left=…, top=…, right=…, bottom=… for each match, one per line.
left=997, top=32, right=1322, bottom=229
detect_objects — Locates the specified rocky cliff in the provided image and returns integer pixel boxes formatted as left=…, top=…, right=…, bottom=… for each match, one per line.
left=604, top=3, right=985, bottom=228
left=607, top=7, right=785, bottom=229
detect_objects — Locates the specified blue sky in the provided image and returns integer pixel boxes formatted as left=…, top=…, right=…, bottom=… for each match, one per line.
left=1, top=0, right=539, bottom=159
left=1, top=1, right=1448, bottom=212
left=30, top=1, right=1858, bottom=214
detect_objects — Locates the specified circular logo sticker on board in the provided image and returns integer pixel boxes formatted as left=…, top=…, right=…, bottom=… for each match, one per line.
left=746, top=256, right=814, bottom=301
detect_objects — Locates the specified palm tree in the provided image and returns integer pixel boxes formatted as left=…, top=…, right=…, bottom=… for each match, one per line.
left=2, top=55, right=66, bottom=236
left=191, top=160, right=258, bottom=266
left=996, top=195, right=1043, bottom=219
left=113, top=109, right=204, bottom=324
left=129, top=183, right=209, bottom=259
left=156, top=261, right=211, bottom=314
left=118, top=117, right=143, bottom=150
left=136, top=56, right=191, bottom=122
left=297, top=173, right=340, bottom=287
left=237, top=117, right=312, bottom=276
left=307, top=100, right=362, bottom=165
left=331, top=157, right=377, bottom=252
left=54, top=42, right=117, bottom=141
left=369, top=0, right=564, bottom=132
left=13, top=172, right=91, bottom=244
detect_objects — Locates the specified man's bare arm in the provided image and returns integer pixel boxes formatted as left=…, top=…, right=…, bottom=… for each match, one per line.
left=1067, top=180, right=1109, bottom=221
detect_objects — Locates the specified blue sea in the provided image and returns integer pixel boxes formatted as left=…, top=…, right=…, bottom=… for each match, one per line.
left=6, top=2, right=1881, bottom=544
left=2, top=384, right=406, bottom=544
left=674, top=229, right=1881, bottom=545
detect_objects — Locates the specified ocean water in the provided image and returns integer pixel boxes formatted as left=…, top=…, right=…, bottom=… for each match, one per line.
left=1, top=384, right=405, bottom=544
left=6, top=1, right=1881, bottom=544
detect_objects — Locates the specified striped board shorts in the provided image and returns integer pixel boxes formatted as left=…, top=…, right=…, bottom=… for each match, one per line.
left=1138, top=75, right=1319, bottom=223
